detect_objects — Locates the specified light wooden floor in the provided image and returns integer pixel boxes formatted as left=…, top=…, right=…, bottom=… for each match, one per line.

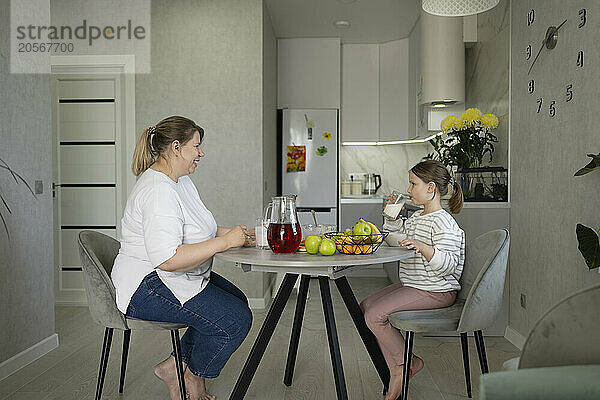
left=0, top=277, right=519, bottom=400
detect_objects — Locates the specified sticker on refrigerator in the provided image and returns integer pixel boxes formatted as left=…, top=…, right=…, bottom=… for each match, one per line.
left=322, top=132, right=332, bottom=140
left=287, top=146, right=306, bottom=172
left=315, top=145, right=328, bottom=156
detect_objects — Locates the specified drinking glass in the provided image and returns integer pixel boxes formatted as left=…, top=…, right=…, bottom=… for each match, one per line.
left=382, top=189, right=405, bottom=220
left=255, top=218, right=269, bottom=249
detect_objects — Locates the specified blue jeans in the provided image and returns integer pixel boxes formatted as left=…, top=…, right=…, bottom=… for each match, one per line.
left=126, top=270, right=252, bottom=378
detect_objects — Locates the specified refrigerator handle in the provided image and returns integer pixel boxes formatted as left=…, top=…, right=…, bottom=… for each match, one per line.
left=297, top=207, right=332, bottom=213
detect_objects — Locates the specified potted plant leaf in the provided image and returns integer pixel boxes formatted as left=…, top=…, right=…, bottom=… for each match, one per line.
left=0, top=157, right=36, bottom=241
left=574, top=153, right=600, bottom=270
left=425, top=108, right=504, bottom=201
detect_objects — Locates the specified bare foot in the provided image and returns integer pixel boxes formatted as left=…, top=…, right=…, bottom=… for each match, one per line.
left=383, top=356, right=424, bottom=400
left=184, top=369, right=216, bottom=400
left=154, top=356, right=187, bottom=400
left=384, top=364, right=405, bottom=400
left=410, top=355, right=424, bottom=379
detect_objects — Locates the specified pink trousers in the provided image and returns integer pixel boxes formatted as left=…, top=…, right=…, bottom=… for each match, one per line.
left=360, top=283, right=457, bottom=368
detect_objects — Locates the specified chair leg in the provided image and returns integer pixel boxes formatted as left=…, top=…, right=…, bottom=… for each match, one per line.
left=170, top=329, right=187, bottom=400
left=474, top=330, right=489, bottom=374
left=118, top=329, right=131, bottom=393
left=460, top=332, right=472, bottom=398
left=400, top=331, right=414, bottom=400
left=95, top=327, right=114, bottom=400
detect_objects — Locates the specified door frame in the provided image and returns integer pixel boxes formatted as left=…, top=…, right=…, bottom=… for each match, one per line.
left=50, top=55, right=136, bottom=305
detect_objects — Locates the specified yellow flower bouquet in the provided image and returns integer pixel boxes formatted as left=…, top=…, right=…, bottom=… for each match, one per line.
left=427, top=108, right=499, bottom=170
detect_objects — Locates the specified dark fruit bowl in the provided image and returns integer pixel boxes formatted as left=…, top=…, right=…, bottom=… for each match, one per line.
left=323, top=232, right=389, bottom=255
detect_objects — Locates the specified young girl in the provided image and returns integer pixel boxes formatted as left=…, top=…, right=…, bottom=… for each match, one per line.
left=360, top=160, right=465, bottom=400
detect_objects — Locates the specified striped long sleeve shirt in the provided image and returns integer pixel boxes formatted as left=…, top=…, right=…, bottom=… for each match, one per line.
left=383, top=209, right=465, bottom=292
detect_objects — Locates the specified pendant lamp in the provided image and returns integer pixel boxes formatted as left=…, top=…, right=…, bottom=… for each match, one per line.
left=422, top=0, right=499, bottom=16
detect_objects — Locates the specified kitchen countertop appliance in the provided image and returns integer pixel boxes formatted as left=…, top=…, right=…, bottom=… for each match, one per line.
left=363, top=173, right=381, bottom=195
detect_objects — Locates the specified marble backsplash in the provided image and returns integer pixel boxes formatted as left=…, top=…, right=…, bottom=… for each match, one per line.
left=340, top=143, right=431, bottom=196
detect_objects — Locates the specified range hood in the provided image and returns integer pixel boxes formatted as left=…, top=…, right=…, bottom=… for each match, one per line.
left=419, top=11, right=465, bottom=106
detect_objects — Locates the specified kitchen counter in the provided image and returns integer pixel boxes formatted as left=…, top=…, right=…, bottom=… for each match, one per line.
left=461, top=202, right=511, bottom=208
left=341, top=196, right=385, bottom=204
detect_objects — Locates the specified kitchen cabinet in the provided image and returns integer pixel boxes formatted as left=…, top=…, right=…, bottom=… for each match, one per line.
left=341, top=44, right=379, bottom=142
left=379, top=39, right=410, bottom=141
left=277, top=38, right=341, bottom=109
left=341, top=39, right=412, bottom=143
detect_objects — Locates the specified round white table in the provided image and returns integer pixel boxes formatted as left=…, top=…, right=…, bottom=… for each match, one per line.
left=215, top=245, right=414, bottom=400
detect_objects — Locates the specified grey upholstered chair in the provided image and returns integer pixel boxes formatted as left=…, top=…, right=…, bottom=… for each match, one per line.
left=480, top=283, right=600, bottom=399
left=388, top=228, right=510, bottom=400
left=78, top=230, right=188, bottom=400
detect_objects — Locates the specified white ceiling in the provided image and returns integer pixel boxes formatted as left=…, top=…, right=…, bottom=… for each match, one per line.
left=264, top=0, right=421, bottom=44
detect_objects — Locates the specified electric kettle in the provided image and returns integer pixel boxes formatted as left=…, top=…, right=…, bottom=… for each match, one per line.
left=363, top=173, right=382, bottom=195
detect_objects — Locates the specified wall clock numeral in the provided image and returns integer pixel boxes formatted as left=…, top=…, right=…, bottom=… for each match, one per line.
left=566, top=84, right=573, bottom=102
left=527, top=9, right=535, bottom=26
left=549, top=101, right=556, bottom=117
left=537, top=98, right=543, bottom=113
left=577, top=51, right=584, bottom=67
left=526, top=45, right=532, bottom=60
left=579, top=9, right=587, bottom=28
left=528, top=79, right=535, bottom=94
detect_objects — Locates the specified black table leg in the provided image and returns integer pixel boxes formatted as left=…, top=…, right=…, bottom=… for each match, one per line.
left=334, top=276, right=390, bottom=392
left=284, top=274, right=311, bottom=386
left=319, top=276, right=348, bottom=400
left=229, top=273, right=299, bottom=400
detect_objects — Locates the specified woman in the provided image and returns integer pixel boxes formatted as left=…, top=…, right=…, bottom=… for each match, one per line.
left=361, top=160, right=465, bottom=400
left=111, top=116, right=252, bottom=400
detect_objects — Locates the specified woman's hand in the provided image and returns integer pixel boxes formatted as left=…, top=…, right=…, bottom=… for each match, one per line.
left=243, top=228, right=256, bottom=247
left=398, top=239, right=434, bottom=261
left=223, top=225, right=247, bottom=249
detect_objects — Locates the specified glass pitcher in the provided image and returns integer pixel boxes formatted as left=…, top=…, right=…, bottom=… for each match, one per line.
left=263, top=195, right=302, bottom=254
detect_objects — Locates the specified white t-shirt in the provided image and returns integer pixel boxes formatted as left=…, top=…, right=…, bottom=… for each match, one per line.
left=111, top=168, right=218, bottom=313
left=383, top=209, right=465, bottom=292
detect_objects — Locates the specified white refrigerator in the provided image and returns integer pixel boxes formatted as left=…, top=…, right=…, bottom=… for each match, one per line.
left=280, top=109, right=338, bottom=228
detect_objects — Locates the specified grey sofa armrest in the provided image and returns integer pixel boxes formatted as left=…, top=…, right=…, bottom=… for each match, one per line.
left=480, top=364, right=600, bottom=400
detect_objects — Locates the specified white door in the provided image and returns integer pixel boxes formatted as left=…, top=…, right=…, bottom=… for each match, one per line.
left=51, top=75, right=123, bottom=304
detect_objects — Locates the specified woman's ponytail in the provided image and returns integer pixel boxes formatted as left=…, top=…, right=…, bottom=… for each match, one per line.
left=131, top=127, right=155, bottom=176
left=448, top=179, right=464, bottom=214
left=131, top=117, right=204, bottom=177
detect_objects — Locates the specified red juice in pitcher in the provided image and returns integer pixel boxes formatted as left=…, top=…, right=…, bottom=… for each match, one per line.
left=267, top=222, right=302, bottom=254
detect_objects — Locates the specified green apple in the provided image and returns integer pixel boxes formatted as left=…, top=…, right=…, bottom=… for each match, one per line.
left=344, top=228, right=353, bottom=236
left=305, top=235, right=322, bottom=254
left=319, top=238, right=336, bottom=256
left=353, top=221, right=372, bottom=236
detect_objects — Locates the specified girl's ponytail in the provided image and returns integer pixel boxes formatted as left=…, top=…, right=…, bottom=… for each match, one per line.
left=448, top=179, right=464, bottom=214
left=411, top=160, right=464, bottom=214
left=131, top=127, right=154, bottom=176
